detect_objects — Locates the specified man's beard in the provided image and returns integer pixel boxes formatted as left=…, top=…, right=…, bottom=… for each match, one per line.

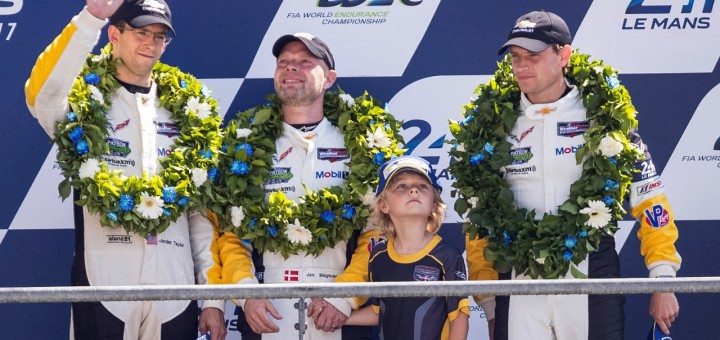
left=276, top=85, right=323, bottom=107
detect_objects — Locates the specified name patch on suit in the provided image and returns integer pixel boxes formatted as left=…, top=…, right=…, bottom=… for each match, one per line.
left=317, top=148, right=349, bottom=162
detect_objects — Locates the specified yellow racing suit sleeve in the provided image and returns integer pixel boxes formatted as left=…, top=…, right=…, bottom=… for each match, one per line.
left=328, top=226, right=381, bottom=316
left=465, top=234, right=498, bottom=320
left=628, top=130, right=681, bottom=278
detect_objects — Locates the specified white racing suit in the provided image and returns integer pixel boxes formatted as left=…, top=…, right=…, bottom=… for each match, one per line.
left=467, top=84, right=681, bottom=340
left=216, top=119, right=376, bottom=339
left=24, top=8, right=223, bottom=340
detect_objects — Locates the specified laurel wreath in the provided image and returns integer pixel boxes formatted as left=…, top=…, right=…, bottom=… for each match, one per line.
left=209, top=90, right=404, bottom=258
left=449, top=52, right=642, bottom=279
left=55, top=44, right=223, bottom=237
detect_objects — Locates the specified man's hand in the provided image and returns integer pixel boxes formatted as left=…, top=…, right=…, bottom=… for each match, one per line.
left=650, top=292, right=679, bottom=335
left=244, top=299, right=282, bottom=334
left=199, top=307, right=227, bottom=340
left=86, top=0, right=124, bottom=20
left=487, top=318, right=495, bottom=340
left=307, top=298, right=348, bottom=332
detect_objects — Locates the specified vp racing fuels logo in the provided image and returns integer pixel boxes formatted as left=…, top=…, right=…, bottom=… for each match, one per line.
left=644, top=204, right=670, bottom=228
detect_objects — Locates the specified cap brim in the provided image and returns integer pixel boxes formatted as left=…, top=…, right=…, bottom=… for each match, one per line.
left=377, top=165, right=441, bottom=196
left=498, top=37, right=550, bottom=54
left=129, top=15, right=175, bottom=35
left=272, top=34, right=333, bottom=69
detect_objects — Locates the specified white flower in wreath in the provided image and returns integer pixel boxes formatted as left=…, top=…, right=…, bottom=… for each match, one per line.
left=230, top=206, right=245, bottom=228
left=135, top=192, right=165, bottom=219
left=579, top=200, right=612, bottom=229
left=285, top=219, right=312, bottom=245
left=467, top=197, right=479, bottom=208
left=598, top=135, right=624, bottom=157
left=78, top=158, right=101, bottom=179
left=191, top=168, right=208, bottom=187
left=236, top=128, right=252, bottom=139
left=339, top=93, right=355, bottom=107
left=185, top=96, right=212, bottom=119
left=366, top=126, right=391, bottom=149
left=535, top=257, right=546, bottom=264
left=88, top=85, right=104, bottom=103
left=362, top=189, right=376, bottom=206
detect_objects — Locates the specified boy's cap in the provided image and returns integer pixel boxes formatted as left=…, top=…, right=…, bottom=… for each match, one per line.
left=376, top=155, right=442, bottom=196
left=498, top=10, right=571, bottom=54
left=110, top=0, right=175, bottom=35
left=647, top=322, right=672, bottom=340
left=272, top=32, right=335, bottom=70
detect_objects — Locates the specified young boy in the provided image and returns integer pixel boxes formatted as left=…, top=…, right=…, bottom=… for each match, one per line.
left=346, top=155, right=470, bottom=340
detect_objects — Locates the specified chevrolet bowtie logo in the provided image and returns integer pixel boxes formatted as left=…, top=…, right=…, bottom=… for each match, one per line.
left=536, top=107, right=556, bottom=115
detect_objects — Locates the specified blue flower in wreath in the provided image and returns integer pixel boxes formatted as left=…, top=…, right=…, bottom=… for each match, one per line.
left=119, top=194, right=134, bottom=212
left=248, top=217, right=258, bottom=230
left=564, top=235, right=577, bottom=249
left=321, top=210, right=336, bottom=224
left=162, top=187, right=177, bottom=204
left=461, top=115, right=475, bottom=126
left=179, top=80, right=188, bottom=89
left=608, top=157, right=617, bottom=165
left=67, top=112, right=77, bottom=122
left=603, top=195, right=615, bottom=206
left=578, top=230, right=588, bottom=238
left=163, top=208, right=172, bottom=216
left=502, top=230, right=512, bottom=246
left=75, top=139, right=89, bottom=155
left=604, top=179, right=619, bottom=191
left=200, top=149, right=213, bottom=159
left=563, top=250, right=574, bottom=262
left=220, top=144, right=228, bottom=153
left=106, top=211, right=118, bottom=222
left=248, top=117, right=254, bottom=125
left=484, top=142, right=494, bottom=154
left=469, top=153, right=485, bottom=166
left=207, top=166, right=218, bottom=181
left=242, top=239, right=252, bottom=247
left=374, top=152, right=386, bottom=166
left=177, top=196, right=190, bottom=207
left=341, top=204, right=355, bottom=220
left=83, top=73, right=100, bottom=85
left=69, top=126, right=84, bottom=143
left=268, top=225, right=278, bottom=238
left=230, top=160, right=250, bottom=175
left=605, top=76, right=621, bottom=89
left=235, top=143, right=254, bottom=157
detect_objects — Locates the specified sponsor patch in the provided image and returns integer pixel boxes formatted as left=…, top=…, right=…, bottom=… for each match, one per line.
left=317, top=148, right=349, bottom=162
left=557, top=120, right=589, bottom=137
left=156, top=121, right=180, bottom=138
left=146, top=234, right=157, bottom=245
left=633, top=159, right=658, bottom=181
left=106, top=235, right=132, bottom=244
left=264, top=186, right=296, bottom=194
left=644, top=204, right=670, bottom=228
left=106, top=138, right=131, bottom=157
left=110, top=118, right=130, bottom=133
left=636, top=179, right=664, bottom=196
left=102, top=156, right=136, bottom=168
left=510, top=147, right=533, bottom=165
left=508, top=126, right=534, bottom=144
left=555, top=144, right=584, bottom=155
left=413, top=265, right=439, bottom=281
left=315, top=170, right=349, bottom=179
left=265, top=167, right=293, bottom=185
left=535, top=106, right=556, bottom=115
left=504, top=165, right=537, bottom=176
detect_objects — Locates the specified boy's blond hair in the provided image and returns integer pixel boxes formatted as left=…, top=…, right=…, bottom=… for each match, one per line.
left=369, top=169, right=446, bottom=238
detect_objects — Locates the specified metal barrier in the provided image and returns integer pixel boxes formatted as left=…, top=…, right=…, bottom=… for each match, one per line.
left=2, top=277, right=719, bottom=304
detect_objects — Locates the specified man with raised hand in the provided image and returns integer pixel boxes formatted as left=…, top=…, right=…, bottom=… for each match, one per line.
left=25, top=0, right=226, bottom=339
left=459, top=10, right=681, bottom=340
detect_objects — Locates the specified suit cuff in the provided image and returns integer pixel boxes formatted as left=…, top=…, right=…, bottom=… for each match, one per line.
left=201, top=300, right=225, bottom=311
left=77, top=7, right=109, bottom=33
left=649, top=264, right=676, bottom=278
left=325, top=297, right=352, bottom=317
left=232, top=277, right=259, bottom=309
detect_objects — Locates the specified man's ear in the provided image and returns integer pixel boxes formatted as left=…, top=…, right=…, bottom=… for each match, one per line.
left=559, top=44, right=572, bottom=68
left=324, top=69, right=337, bottom=89
left=108, top=25, right=121, bottom=44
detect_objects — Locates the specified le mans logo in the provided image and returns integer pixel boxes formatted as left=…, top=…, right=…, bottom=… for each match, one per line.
left=0, top=0, right=22, bottom=15
left=318, top=0, right=422, bottom=7
left=623, top=0, right=714, bottom=30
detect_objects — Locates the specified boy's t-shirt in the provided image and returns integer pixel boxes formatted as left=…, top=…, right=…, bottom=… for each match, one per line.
left=368, top=235, right=470, bottom=340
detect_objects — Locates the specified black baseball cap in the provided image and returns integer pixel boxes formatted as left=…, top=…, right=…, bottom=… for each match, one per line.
left=272, top=33, right=335, bottom=70
left=109, top=0, right=175, bottom=35
left=498, top=10, right=571, bottom=54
